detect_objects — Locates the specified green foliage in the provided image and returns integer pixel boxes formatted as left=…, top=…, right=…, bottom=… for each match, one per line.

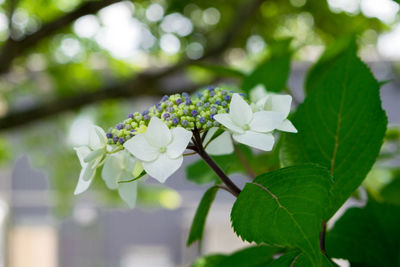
left=380, top=174, right=400, bottom=206
left=187, top=185, right=219, bottom=246
left=231, top=165, right=333, bottom=266
left=281, top=43, right=387, bottom=218
left=192, top=245, right=279, bottom=267
left=326, top=200, right=400, bottom=267
left=186, top=144, right=279, bottom=184
left=242, top=39, right=292, bottom=93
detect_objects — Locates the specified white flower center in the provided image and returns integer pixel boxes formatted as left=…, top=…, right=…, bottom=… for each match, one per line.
left=159, top=147, right=166, bottom=153
left=242, top=124, right=250, bottom=130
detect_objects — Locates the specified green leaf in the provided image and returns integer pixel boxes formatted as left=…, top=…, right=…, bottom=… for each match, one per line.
left=281, top=45, right=387, bottom=218
left=242, top=39, right=292, bottom=93
left=380, top=175, right=400, bottom=205
left=267, top=251, right=315, bottom=267
left=305, top=36, right=356, bottom=94
left=326, top=200, right=400, bottom=267
left=231, top=165, right=333, bottom=266
left=192, top=245, right=279, bottom=267
left=187, top=186, right=219, bottom=246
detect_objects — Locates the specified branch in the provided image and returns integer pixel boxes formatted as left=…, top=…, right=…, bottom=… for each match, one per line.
left=0, top=0, right=266, bottom=131
left=0, top=0, right=123, bottom=74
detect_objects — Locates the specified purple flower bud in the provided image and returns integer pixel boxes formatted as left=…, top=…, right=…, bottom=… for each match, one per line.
left=130, top=130, right=135, bottom=136
left=197, top=92, right=203, bottom=98
left=224, top=95, right=231, bottom=101
left=125, top=124, right=131, bottom=130
left=185, top=99, right=192, bottom=105
left=176, top=98, right=183, bottom=105
left=161, top=95, right=169, bottom=102
left=222, top=101, right=227, bottom=107
left=203, top=102, right=210, bottom=108
left=142, top=110, right=149, bottom=116
left=106, top=133, right=112, bottom=138
left=172, top=118, right=179, bottom=125
left=118, top=137, right=125, bottom=144
left=225, top=108, right=229, bottom=112
left=191, top=110, right=198, bottom=116
left=113, top=136, right=118, bottom=143
left=182, top=120, right=189, bottom=126
left=163, top=113, right=170, bottom=119
left=116, top=123, right=123, bottom=130
left=239, top=93, right=246, bottom=98
left=215, top=100, right=221, bottom=105
left=156, top=103, right=163, bottom=111
left=182, top=92, right=190, bottom=98
left=208, top=86, right=215, bottom=91
left=221, top=90, right=227, bottom=95
left=166, top=107, right=174, bottom=113
left=128, top=113, right=134, bottom=119
left=199, top=117, right=206, bottom=124
left=209, top=113, right=215, bottom=120
left=196, top=102, right=202, bottom=107
left=144, top=114, right=150, bottom=120
left=209, top=90, right=215, bottom=97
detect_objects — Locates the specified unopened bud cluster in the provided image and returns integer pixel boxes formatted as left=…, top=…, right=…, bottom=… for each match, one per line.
left=106, top=86, right=244, bottom=145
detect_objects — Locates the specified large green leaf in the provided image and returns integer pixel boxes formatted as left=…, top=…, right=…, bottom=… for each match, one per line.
left=187, top=186, right=219, bottom=246
left=192, top=245, right=279, bottom=267
left=380, top=174, right=400, bottom=206
left=326, top=201, right=400, bottom=266
left=281, top=45, right=387, bottom=218
left=241, top=39, right=292, bottom=93
left=231, top=165, right=333, bottom=266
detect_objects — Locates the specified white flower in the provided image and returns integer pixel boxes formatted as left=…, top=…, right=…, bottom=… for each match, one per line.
left=203, top=127, right=234, bottom=155
left=123, top=117, right=192, bottom=183
left=251, top=85, right=297, bottom=133
left=74, top=125, right=107, bottom=195
left=214, top=93, right=285, bottom=151
left=102, top=151, right=141, bottom=208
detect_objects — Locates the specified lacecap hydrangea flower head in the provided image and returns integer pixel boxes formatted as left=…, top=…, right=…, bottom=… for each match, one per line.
left=73, top=85, right=296, bottom=207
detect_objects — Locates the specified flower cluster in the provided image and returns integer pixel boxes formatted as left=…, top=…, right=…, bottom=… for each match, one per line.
left=73, top=84, right=297, bottom=208
left=105, top=86, right=240, bottom=146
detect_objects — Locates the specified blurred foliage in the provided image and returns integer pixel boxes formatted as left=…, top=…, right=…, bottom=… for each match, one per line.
left=0, top=0, right=398, bottom=215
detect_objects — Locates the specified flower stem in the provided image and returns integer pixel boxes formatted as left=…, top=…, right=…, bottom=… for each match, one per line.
left=320, top=221, right=327, bottom=255
left=192, top=128, right=241, bottom=197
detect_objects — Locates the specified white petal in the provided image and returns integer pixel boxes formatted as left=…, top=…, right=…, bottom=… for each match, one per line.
left=101, top=155, right=122, bottom=190
left=254, top=96, right=269, bottom=111
left=203, top=127, right=218, bottom=145
left=118, top=180, right=138, bottom=208
left=123, top=134, right=159, bottom=161
left=89, top=125, right=107, bottom=150
left=74, top=165, right=96, bottom=195
left=144, top=117, right=172, bottom=148
left=229, top=93, right=253, bottom=126
left=250, top=84, right=268, bottom=103
left=277, top=119, right=297, bottom=133
left=214, top=114, right=244, bottom=134
left=167, top=127, right=193, bottom=159
left=75, top=146, right=91, bottom=167
left=133, top=161, right=144, bottom=177
left=142, top=153, right=183, bottom=183
left=83, top=148, right=104, bottom=163
left=82, top=160, right=97, bottom=181
left=206, top=131, right=234, bottom=155
left=249, top=111, right=285, bottom=133
left=233, top=131, right=275, bottom=151
left=267, top=94, right=292, bottom=118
